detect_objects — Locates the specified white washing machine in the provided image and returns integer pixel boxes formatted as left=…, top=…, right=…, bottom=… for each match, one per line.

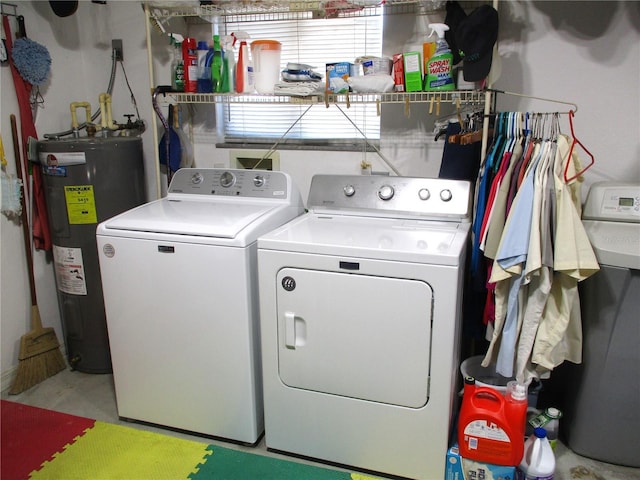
left=96, top=168, right=303, bottom=444
left=257, top=175, right=472, bottom=479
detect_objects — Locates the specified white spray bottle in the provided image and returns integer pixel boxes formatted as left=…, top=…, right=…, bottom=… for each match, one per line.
left=222, top=35, right=236, bottom=93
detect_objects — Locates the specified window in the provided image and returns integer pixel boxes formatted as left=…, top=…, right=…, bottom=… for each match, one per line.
left=222, top=15, right=383, bottom=145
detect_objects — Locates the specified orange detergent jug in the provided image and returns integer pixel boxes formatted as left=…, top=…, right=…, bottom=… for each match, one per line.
left=458, top=376, right=527, bottom=466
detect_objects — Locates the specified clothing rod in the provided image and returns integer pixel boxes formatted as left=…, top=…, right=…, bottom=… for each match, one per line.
left=487, top=88, right=578, bottom=114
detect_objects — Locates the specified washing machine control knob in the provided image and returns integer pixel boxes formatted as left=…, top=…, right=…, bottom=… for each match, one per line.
left=191, top=172, right=204, bottom=185
left=253, top=175, right=265, bottom=187
left=440, top=189, right=453, bottom=202
left=418, top=188, right=431, bottom=201
left=220, top=171, right=236, bottom=188
left=378, top=185, right=395, bottom=201
left=344, top=185, right=356, bottom=197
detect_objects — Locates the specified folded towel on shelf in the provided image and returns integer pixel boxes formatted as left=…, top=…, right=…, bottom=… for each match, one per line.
left=274, top=82, right=324, bottom=97
left=348, top=74, right=395, bottom=93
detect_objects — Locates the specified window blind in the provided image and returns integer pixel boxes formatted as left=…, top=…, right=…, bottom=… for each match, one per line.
left=223, top=16, right=382, bottom=142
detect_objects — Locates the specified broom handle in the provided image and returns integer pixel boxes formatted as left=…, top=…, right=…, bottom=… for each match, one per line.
left=10, top=114, right=38, bottom=311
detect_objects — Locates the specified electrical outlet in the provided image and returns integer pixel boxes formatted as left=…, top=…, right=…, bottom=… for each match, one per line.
left=112, top=39, right=123, bottom=61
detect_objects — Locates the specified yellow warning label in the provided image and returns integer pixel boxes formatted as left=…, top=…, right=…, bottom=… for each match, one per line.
left=64, top=185, right=97, bottom=224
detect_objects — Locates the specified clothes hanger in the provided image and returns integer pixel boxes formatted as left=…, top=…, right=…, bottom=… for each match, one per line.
left=564, top=109, right=595, bottom=183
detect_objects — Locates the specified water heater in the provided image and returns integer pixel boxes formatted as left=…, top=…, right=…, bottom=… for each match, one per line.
left=36, top=136, right=146, bottom=373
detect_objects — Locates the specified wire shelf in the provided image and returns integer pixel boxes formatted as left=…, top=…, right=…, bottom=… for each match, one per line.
left=160, top=90, right=486, bottom=106
left=145, top=1, right=457, bottom=24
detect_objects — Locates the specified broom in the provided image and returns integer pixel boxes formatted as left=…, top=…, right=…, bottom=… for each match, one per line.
left=9, top=114, right=66, bottom=395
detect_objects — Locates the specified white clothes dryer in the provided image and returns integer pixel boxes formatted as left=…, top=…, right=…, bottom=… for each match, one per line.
left=96, top=168, right=303, bottom=444
left=258, top=175, right=472, bottom=479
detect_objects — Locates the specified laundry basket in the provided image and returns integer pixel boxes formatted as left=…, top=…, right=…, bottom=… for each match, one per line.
left=460, top=355, right=514, bottom=393
left=460, top=356, right=540, bottom=406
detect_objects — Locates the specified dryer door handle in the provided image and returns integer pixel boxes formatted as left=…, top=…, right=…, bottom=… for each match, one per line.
left=285, top=311, right=297, bottom=349
left=284, top=311, right=306, bottom=349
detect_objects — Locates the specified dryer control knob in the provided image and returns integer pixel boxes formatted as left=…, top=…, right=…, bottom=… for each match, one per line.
left=418, top=188, right=431, bottom=200
left=344, top=185, right=356, bottom=197
left=378, top=185, right=395, bottom=201
left=253, top=175, right=265, bottom=187
left=440, top=189, right=453, bottom=202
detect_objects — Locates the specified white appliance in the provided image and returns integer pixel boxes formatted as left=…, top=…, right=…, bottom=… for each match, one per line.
left=564, top=181, right=640, bottom=466
left=257, top=175, right=472, bottom=479
left=96, top=168, right=303, bottom=444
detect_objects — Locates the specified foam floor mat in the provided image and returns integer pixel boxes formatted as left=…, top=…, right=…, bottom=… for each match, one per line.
left=1, top=400, right=380, bottom=480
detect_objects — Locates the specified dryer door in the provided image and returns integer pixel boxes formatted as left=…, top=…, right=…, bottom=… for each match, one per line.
left=276, top=267, right=433, bottom=408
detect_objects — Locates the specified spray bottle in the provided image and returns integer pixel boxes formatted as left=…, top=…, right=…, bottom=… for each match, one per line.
left=222, top=35, right=236, bottom=93
left=424, top=23, right=455, bottom=91
left=211, top=34, right=223, bottom=93
left=234, top=31, right=252, bottom=93
left=169, top=34, right=185, bottom=92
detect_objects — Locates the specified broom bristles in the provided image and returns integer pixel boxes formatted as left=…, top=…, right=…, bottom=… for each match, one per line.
left=9, top=347, right=66, bottom=395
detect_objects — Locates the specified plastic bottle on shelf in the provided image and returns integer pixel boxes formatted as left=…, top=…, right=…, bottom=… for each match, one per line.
left=234, top=31, right=252, bottom=93
left=424, top=23, right=455, bottom=91
left=196, top=40, right=212, bottom=93
left=171, top=38, right=184, bottom=92
left=211, top=35, right=224, bottom=93
left=221, top=35, right=236, bottom=93
left=182, top=37, right=198, bottom=93
left=517, top=427, right=555, bottom=480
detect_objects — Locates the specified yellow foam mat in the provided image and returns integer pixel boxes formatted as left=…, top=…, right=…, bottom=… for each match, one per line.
left=30, top=421, right=211, bottom=480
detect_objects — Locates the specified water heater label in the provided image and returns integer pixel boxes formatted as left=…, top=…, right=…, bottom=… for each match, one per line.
left=39, top=151, right=87, bottom=166
left=64, top=185, right=97, bottom=224
left=53, top=245, right=87, bottom=295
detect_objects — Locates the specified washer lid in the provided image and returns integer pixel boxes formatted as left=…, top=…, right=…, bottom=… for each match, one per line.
left=102, top=198, right=278, bottom=238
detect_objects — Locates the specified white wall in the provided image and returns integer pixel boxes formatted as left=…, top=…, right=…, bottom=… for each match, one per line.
left=1, top=1, right=639, bottom=391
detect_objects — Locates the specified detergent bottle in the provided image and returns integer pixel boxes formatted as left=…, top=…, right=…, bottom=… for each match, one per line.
left=196, top=40, right=212, bottom=93
left=517, top=427, right=556, bottom=480
left=424, top=23, right=455, bottom=91
left=458, top=377, right=528, bottom=466
left=234, top=31, right=252, bottom=93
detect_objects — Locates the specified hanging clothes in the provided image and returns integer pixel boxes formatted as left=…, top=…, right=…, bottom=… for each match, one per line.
left=530, top=134, right=599, bottom=373
left=472, top=111, right=599, bottom=383
left=438, top=120, right=482, bottom=182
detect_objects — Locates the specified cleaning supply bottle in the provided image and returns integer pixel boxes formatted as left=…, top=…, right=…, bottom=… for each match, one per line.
left=211, top=35, right=223, bottom=93
left=222, top=35, right=236, bottom=93
left=528, top=408, right=562, bottom=451
left=182, top=37, right=198, bottom=93
left=197, top=40, right=212, bottom=93
left=424, top=23, right=455, bottom=91
left=234, top=31, right=252, bottom=93
left=171, top=38, right=184, bottom=92
left=458, top=377, right=528, bottom=466
left=517, top=427, right=555, bottom=480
